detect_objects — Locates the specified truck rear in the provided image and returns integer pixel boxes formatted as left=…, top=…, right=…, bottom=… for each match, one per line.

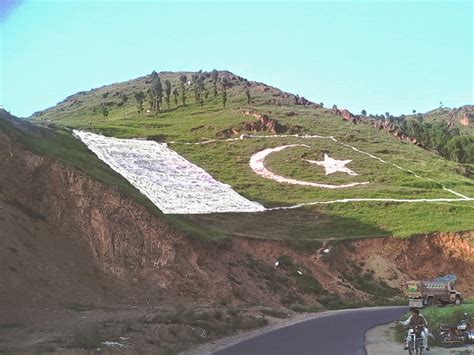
left=404, top=280, right=463, bottom=307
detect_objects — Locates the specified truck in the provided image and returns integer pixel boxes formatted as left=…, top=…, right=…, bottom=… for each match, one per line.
left=404, top=280, right=463, bottom=308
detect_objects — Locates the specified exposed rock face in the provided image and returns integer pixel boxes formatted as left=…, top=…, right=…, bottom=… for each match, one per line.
left=331, top=107, right=360, bottom=124
left=334, top=233, right=474, bottom=295
left=217, top=110, right=305, bottom=137
left=450, top=105, right=474, bottom=126
left=372, top=119, right=419, bottom=145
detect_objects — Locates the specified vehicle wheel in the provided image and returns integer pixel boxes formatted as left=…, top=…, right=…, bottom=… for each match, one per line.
left=408, top=340, right=414, bottom=355
left=454, top=298, right=462, bottom=306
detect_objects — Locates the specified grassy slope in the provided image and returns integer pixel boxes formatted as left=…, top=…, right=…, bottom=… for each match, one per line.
left=28, top=71, right=474, bottom=240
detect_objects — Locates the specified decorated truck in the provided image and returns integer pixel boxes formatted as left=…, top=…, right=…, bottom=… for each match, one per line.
left=404, top=276, right=463, bottom=308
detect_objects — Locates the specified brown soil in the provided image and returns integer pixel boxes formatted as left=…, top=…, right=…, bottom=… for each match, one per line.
left=1, top=126, right=473, bottom=353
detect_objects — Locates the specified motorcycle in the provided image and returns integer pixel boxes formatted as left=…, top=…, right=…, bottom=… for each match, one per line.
left=407, top=325, right=424, bottom=355
left=439, top=313, right=474, bottom=347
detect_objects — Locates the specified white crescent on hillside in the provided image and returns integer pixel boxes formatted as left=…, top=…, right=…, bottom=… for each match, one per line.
left=249, top=144, right=369, bottom=189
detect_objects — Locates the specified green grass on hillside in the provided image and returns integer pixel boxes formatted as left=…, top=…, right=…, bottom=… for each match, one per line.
left=23, top=71, right=474, bottom=242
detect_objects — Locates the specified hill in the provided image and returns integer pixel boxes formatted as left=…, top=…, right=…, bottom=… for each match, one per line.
left=1, top=93, right=474, bottom=353
left=29, top=70, right=474, bottom=240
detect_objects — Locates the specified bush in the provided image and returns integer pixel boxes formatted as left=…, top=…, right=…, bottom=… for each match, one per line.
left=260, top=308, right=289, bottom=319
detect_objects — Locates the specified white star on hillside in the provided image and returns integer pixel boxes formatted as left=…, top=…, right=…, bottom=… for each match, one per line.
left=305, top=154, right=358, bottom=176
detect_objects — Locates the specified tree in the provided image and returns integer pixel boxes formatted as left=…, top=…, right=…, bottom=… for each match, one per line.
left=149, top=76, right=163, bottom=116
left=221, top=76, right=229, bottom=108
left=164, top=79, right=172, bottom=109
left=412, top=109, right=416, bottom=115
left=179, top=74, right=187, bottom=106
left=385, top=112, right=390, bottom=118
left=211, top=69, right=219, bottom=97
left=222, top=90, right=227, bottom=108
left=181, top=88, right=186, bottom=106
left=101, top=104, right=109, bottom=119
left=147, top=89, right=154, bottom=111
left=150, top=70, right=158, bottom=80
left=245, top=88, right=251, bottom=105
left=172, top=88, right=179, bottom=107
left=198, top=74, right=205, bottom=106
left=222, top=77, right=229, bottom=91
left=361, top=109, right=367, bottom=116
left=179, top=74, right=187, bottom=85
left=211, top=69, right=218, bottom=82
left=190, top=73, right=206, bottom=107
left=191, top=73, right=200, bottom=102
left=319, top=102, right=324, bottom=108
left=332, top=104, right=338, bottom=110
left=120, top=94, right=128, bottom=118
left=134, top=91, right=145, bottom=116
left=204, top=89, right=209, bottom=101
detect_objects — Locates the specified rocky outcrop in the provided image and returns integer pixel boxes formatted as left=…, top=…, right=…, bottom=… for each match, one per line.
left=331, top=107, right=360, bottom=124
left=217, top=111, right=306, bottom=137
left=372, top=119, right=419, bottom=145
left=450, top=105, right=473, bottom=126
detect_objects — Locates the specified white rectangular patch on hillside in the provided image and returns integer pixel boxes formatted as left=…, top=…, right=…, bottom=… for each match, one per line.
left=73, top=130, right=265, bottom=214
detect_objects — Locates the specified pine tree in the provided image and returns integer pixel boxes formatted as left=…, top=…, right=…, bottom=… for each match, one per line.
left=101, top=103, right=109, bottom=119
left=120, top=94, right=128, bottom=118
left=222, top=90, right=227, bottom=108
left=211, top=69, right=218, bottom=97
left=173, top=89, right=179, bottom=107
left=134, top=91, right=145, bottom=116
left=245, top=88, right=251, bottom=105
left=164, top=79, right=172, bottom=109
left=179, top=74, right=187, bottom=106
left=150, top=77, right=163, bottom=117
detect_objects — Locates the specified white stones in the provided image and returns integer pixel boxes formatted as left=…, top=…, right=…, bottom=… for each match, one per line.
left=305, top=153, right=357, bottom=176
left=73, top=130, right=265, bottom=214
left=249, top=145, right=369, bottom=189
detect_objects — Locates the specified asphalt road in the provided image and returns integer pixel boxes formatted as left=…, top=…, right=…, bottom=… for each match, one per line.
left=213, top=307, right=408, bottom=355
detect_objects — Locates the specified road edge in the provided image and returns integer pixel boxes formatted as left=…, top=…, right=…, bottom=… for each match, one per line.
left=181, top=306, right=407, bottom=355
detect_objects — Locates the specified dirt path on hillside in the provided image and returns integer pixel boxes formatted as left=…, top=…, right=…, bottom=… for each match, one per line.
left=365, top=321, right=474, bottom=354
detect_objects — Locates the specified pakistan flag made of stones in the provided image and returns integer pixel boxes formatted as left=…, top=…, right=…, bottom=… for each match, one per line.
left=75, top=131, right=471, bottom=214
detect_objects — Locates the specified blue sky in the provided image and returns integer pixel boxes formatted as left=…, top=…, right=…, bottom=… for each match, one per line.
left=1, top=0, right=472, bottom=117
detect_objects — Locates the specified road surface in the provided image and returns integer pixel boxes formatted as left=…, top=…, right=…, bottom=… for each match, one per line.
left=213, top=306, right=408, bottom=355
